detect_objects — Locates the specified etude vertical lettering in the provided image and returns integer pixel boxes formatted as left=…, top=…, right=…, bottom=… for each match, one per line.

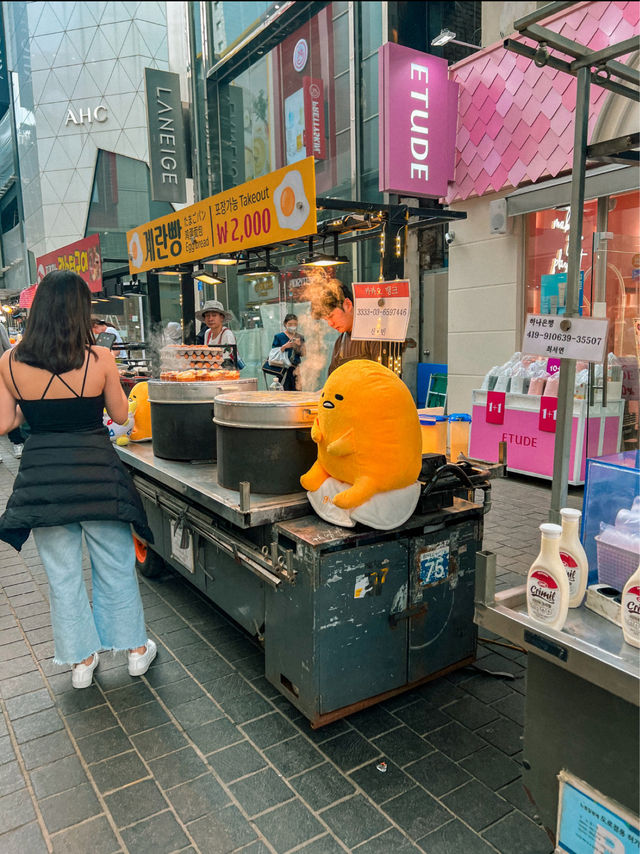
left=409, top=62, right=430, bottom=182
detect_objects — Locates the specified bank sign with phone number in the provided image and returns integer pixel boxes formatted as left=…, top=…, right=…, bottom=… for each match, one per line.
left=126, top=158, right=317, bottom=275
left=351, top=280, right=411, bottom=342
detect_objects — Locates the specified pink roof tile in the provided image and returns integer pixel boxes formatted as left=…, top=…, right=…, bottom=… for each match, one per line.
left=484, top=149, right=503, bottom=177
left=503, top=104, right=522, bottom=133
left=445, top=1, right=637, bottom=203
left=518, top=136, right=540, bottom=166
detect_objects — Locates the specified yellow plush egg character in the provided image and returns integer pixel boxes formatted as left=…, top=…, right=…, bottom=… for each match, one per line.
left=128, top=381, right=152, bottom=441
left=300, top=360, right=422, bottom=509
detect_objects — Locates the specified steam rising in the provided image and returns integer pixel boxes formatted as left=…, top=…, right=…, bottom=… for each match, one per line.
left=292, top=268, right=341, bottom=392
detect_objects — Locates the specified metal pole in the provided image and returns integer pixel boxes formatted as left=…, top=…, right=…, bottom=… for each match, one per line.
left=550, top=66, right=591, bottom=522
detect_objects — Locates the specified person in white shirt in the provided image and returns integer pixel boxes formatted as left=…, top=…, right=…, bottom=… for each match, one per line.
left=196, top=300, right=237, bottom=348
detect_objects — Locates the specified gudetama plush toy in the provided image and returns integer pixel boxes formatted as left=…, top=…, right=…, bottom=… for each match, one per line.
left=300, top=360, right=422, bottom=509
left=128, top=381, right=152, bottom=441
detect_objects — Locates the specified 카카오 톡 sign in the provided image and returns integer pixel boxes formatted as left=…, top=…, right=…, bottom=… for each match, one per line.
left=127, top=158, right=317, bottom=275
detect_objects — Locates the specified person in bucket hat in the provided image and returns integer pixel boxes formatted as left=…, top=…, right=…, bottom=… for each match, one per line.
left=195, top=300, right=238, bottom=351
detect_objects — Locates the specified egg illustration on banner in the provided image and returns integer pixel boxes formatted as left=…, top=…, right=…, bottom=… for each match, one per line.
left=128, top=231, right=143, bottom=268
left=273, top=170, right=309, bottom=231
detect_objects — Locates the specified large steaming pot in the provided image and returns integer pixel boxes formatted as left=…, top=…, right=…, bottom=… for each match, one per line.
left=148, top=378, right=257, bottom=461
left=214, top=391, right=320, bottom=494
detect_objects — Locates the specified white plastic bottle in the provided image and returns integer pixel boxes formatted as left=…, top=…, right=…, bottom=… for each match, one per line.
left=558, top=508, right=589, bottom=607
left=527, top=523, right=570, bottom=631
left=621, top=565, right=640, bottom=649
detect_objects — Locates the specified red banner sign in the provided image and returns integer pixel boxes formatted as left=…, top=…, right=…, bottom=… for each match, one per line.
left=36, top=234, right=102, bottom=293
left=303, top=77, right=326, bottom=160
left=486, top=391, right=506, bottom=424
left=539, top=396, right=558, bottom=432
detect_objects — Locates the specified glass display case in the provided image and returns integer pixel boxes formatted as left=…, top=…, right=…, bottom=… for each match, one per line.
left=582, top=451, right=640, bottom=586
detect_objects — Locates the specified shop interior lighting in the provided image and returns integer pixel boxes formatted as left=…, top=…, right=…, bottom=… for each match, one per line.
left=431, top=28, right=481, bottom=49
left=192, top=266, right=224, bottom=286
left=301, top=234, right=349, bottom=267
left=209, top=253, right=238, bottom=266
left=239, top=249, right=279, bottom=276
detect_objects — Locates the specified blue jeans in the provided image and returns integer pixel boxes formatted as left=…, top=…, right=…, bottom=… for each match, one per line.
left=33, top=520, right=148, bottom=664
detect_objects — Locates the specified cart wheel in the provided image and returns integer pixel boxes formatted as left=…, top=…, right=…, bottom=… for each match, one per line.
left=133, top=536, right=165, bottom=578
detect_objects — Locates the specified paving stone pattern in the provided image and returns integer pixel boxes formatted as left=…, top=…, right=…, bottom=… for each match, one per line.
left=0, top=438, right=579, bottom=853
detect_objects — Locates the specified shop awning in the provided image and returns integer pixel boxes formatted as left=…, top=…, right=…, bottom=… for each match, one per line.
left=19, top=284, right=37, bottom=308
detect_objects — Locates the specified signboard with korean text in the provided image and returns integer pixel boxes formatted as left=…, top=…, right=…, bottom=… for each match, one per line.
left=351, top=280, right=410, bottom=342
left=144, top=68, right=187, bottom=204
left=127, top=157, right=317, bottom=275
left=36, top=234, right=102, bottom=293
left=378, top=42, right=458, bottom=198
left=522, top=314, right=609, bottom=363
left=556, top=770, right=639, bottom=854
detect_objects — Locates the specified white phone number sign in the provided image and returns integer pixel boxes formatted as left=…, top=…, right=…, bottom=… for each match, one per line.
left=523, top=314, right=609, bottom=363
left=351, top=280, right=410, bottom=342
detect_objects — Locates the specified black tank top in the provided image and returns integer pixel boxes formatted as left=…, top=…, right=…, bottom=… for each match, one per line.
left=10, top=349, right=105, bottom=433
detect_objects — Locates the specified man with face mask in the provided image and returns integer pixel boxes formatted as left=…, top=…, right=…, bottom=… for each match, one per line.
left=269, top=313, right=305, bottom=390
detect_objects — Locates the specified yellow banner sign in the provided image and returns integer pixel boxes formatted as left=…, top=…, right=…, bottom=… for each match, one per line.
left=127, top=157, right=317, bottom=275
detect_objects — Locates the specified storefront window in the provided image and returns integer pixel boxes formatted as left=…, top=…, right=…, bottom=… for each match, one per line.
left=525, top=190, right=640, bottom=453
left=217, top=3, right=353, bottom=197
left=209, top=1, right=280, bottom=62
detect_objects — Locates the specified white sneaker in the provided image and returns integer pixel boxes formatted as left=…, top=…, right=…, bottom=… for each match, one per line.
left=12, top=444, right=23, bottom=459
left=128, top=639, right=157, bottom=676
left=72, top=652, right=99, bottom=689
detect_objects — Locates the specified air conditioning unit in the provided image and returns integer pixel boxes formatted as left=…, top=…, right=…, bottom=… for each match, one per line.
left=489, top=198, right=510, bottom=235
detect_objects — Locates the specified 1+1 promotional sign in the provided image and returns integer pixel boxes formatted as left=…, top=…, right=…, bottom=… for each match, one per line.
left=127, top=157, right=317, bottom=275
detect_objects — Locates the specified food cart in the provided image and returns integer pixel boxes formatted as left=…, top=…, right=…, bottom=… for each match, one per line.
left=118, top=441, right=491, bottom=727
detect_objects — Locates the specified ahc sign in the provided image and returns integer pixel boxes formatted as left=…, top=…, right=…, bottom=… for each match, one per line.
left=378, top=43, right=458, bottom=198
left=65, top=105, right=108, bottom=126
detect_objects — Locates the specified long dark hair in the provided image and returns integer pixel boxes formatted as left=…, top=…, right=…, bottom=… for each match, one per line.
left=15, top=270, right=95, bottom=373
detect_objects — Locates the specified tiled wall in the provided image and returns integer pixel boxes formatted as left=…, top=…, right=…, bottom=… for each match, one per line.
left=9, top=1, right=169, bottom=258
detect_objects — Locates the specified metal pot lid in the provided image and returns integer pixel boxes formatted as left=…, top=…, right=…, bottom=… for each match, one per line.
left=148, top=378, right=257, bottom=403
left=214, top=390, right=320, bottom=429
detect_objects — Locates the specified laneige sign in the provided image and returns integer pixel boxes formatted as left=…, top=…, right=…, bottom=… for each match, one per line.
left=379, top=43, right=458, bottom=198
left=144, top=68, right=187, bottom=204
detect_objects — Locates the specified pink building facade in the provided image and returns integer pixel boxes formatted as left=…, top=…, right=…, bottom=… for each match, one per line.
left=443, top=1, right=639, bottom=416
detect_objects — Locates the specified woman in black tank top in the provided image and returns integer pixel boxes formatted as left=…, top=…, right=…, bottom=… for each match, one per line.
left=0, top=271, right=156, bottom=689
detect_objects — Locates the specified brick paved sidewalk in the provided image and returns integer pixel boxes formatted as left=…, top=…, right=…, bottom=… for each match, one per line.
left=0, top=436, right=581, bottom=854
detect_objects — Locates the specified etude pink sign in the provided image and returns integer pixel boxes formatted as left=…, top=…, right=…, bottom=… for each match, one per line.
left=379, top=42, right=458, bottom=198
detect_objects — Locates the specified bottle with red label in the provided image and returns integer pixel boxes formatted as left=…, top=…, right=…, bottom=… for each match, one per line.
left=527, top=523, right=570, bottom=630
left=558, top=507, right=589, bottom=607
left=621, top=565, right=640, bottom=649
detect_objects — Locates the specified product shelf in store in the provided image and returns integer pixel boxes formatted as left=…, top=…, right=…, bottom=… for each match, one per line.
left=469, top=389, right=624, bottom=484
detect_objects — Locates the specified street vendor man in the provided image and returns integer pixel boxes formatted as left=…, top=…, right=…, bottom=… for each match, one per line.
left=319, top=282, right=382, bottom=374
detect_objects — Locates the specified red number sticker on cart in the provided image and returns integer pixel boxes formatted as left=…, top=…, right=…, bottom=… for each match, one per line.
left=539, top=396, right=558, bottom=432
left=486, top=391, right=506, bottom=424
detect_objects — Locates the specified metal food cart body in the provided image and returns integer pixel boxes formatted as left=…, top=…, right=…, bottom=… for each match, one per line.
left=475, top=554, right=640, bottom=834
left=118, top=444, right=484, bottom=726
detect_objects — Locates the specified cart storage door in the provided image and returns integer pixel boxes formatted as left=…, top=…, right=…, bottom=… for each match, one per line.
left=316, top=540, right=409, bottom=714
left=408, top=519, right=478, bottom=683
